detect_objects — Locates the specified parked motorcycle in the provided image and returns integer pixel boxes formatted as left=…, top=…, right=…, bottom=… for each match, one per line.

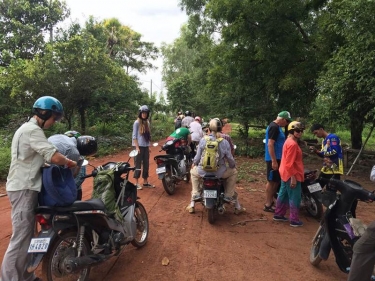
left=27, top=150, right=149, bottom=281
left=309, top=177, right=375, bottom=275
left=153, top=138, right=192, bottom=195
left=302, top=169, right=324, bottom=219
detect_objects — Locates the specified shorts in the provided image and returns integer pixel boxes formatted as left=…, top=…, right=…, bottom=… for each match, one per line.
left=266, top=160, right=281, bottom=182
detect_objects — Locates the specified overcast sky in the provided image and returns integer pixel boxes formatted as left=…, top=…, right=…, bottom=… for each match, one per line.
left=62, top=0, right=188, bottom=94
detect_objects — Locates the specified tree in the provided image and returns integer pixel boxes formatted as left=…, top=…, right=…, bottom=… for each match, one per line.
left=102, top=18, right=159, bottom=74
left=5, top=21, right=136, bottom=133
left=0, top=0, right=69, bottom=66
left=316, top=0, right=375, bottom=148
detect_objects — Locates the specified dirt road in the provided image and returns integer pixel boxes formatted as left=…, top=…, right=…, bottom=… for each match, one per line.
left=0, top=125, right=374, bottom=280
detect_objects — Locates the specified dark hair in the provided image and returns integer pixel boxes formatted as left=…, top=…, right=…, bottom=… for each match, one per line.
left=310, top=123, right=324, bottom=132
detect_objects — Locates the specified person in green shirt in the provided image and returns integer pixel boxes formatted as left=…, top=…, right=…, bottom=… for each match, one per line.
left=168, top=127, right=191, bottom=140
left=166, top=127, right=192, bottom=158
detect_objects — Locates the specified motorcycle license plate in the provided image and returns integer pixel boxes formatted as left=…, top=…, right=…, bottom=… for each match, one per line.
left=307, top=183, right=322, bottom=193
left=156, top=166, right=166, bottom=174
left=204, top=190, right=217, bottom=198
left=28, top=237, right=51, bottom=253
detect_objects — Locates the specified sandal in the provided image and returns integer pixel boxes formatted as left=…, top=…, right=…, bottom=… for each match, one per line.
left=263, top=203, right=275, bottom=213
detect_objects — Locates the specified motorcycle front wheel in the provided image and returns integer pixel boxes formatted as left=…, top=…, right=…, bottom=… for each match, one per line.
left=162, top=167, right=176, bottom=195
left=305, top=193, right=323, bottom=220
left=310, top=225, right=325, bottom=266
left=131, top=201, right=149, bottom=248
left=41, top=231, right=91, bottom=281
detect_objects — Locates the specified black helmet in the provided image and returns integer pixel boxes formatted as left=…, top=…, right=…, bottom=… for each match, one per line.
left=77, top=136, right=97, bottom=156
left=32, top=96, right=64, bottom=121
left=64, top=130, right=81, bottom=139
left=185, top=110, right=191, bottom=116
left=138, top=105, right=150, bottom=119
left=209, top=118, right=222, bottom=132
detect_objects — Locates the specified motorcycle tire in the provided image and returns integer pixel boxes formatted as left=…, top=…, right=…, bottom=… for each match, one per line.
left=208, top=208, right=216, bottom=224
left=162, top=167, right=176, bottom=195
left=305, top=193, right=323, bottom=220
left=131, top=201, right=149, bottom=248
left=310, top=226, right=325, bottom=266
left=41, top=231, right=91, bottom=281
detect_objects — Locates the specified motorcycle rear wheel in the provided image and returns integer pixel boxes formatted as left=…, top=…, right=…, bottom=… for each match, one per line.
left=131, top=201, right=149, bottom=248
left=41, top=231, right=91, bottom=281
left=208, top=208, right=216, bottom=224
left=310, top=226, right=324, bottom=266
left=162, top=167, right=176, bottom=195
left=305, top=193, right=323, bottom=220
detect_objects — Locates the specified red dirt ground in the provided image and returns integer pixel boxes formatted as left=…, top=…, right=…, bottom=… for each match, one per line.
left=0, top=124, right=374, bottom=281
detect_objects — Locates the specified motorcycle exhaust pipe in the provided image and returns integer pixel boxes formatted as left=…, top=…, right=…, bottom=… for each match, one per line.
left=64, top=254, right=111, bottom=273
left=217, top=206, right=225, bottom=215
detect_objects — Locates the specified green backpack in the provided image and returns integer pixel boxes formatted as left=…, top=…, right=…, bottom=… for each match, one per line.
left=200, top=136, right=223, bottom=172
left=92, top=167, right=123, bottom=222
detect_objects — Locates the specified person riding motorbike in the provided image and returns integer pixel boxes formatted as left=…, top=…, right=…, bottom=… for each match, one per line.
left=188, top=118, right=245, bottom=214
left=181, top=110, right=194, bottom=128
left=166, top=127, right=192, bottom=158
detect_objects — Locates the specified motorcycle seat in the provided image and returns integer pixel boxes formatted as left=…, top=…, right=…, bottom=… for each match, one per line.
left=37, top=198, right=106, bottom=213
left=154, top=154, right=176, bottom=159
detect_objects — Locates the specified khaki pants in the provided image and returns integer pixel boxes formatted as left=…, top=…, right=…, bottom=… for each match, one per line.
left=1, top=190, right=38, bottom=281
left=191, top=166, right=238, bottom=199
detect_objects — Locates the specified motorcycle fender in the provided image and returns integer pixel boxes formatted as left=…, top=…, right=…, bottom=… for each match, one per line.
left=27, top=228, right=56, bottom=273
left=204, top=198, right=216, bottom=209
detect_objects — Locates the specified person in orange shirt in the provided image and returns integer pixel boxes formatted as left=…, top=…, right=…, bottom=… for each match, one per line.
left=273, top=121, right=305, bottom=227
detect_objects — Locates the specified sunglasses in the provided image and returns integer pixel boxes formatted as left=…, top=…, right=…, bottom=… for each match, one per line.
left=294, top=129, right=304, bottom=133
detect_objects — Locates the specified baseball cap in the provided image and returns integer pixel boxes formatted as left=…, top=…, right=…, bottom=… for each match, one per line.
left=278, top=111, right=292, bottom=122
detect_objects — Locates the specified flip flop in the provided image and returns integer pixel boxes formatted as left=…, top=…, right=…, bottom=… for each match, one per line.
left=143, top=183, right=155, bottom=188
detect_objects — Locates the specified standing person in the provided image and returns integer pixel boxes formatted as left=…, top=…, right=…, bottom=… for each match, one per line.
left=181, top=110, right=194, bottom=128
left=188, top=118, right=245, bottom=215
left=263, top=111, right=292, bottom=212
left=49, top=131, right=98, bottom=200
left=132, top=105, right=153, bottom=190
left=1, top=96, right=77, bottom=281
left=309, top=124, right=347, bottom=211
left=347, top=221, right=375, bottom=281
left=273, top=121, right=305, bottom=227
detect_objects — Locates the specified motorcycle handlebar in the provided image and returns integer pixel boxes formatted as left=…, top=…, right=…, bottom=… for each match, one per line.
left=319, top=177, right=375, bottom=202
left=82, top=166, right=136, bottom=179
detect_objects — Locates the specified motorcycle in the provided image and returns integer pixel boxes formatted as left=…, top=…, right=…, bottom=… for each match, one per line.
left=197, top=175, right=230, bottom=224
left=153, top=138, right=192, bottom=195
left=27, top=150, right=149, bottom=281
left=309, top=177, right=375, bottom=275
left=301, top=169, right=324, bottom=219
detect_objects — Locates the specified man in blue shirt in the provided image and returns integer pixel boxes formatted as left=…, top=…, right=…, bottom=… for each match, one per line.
left=263, top=111, right=292, bottom=212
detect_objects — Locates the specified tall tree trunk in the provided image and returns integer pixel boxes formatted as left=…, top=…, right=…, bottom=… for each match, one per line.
left=79, top=107, right=86, bottom=134
left=349, top=113, right=363, bottom=149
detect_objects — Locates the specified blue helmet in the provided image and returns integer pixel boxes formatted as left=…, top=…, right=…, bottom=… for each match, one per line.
left=33, top=96, right=63, bottom=121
